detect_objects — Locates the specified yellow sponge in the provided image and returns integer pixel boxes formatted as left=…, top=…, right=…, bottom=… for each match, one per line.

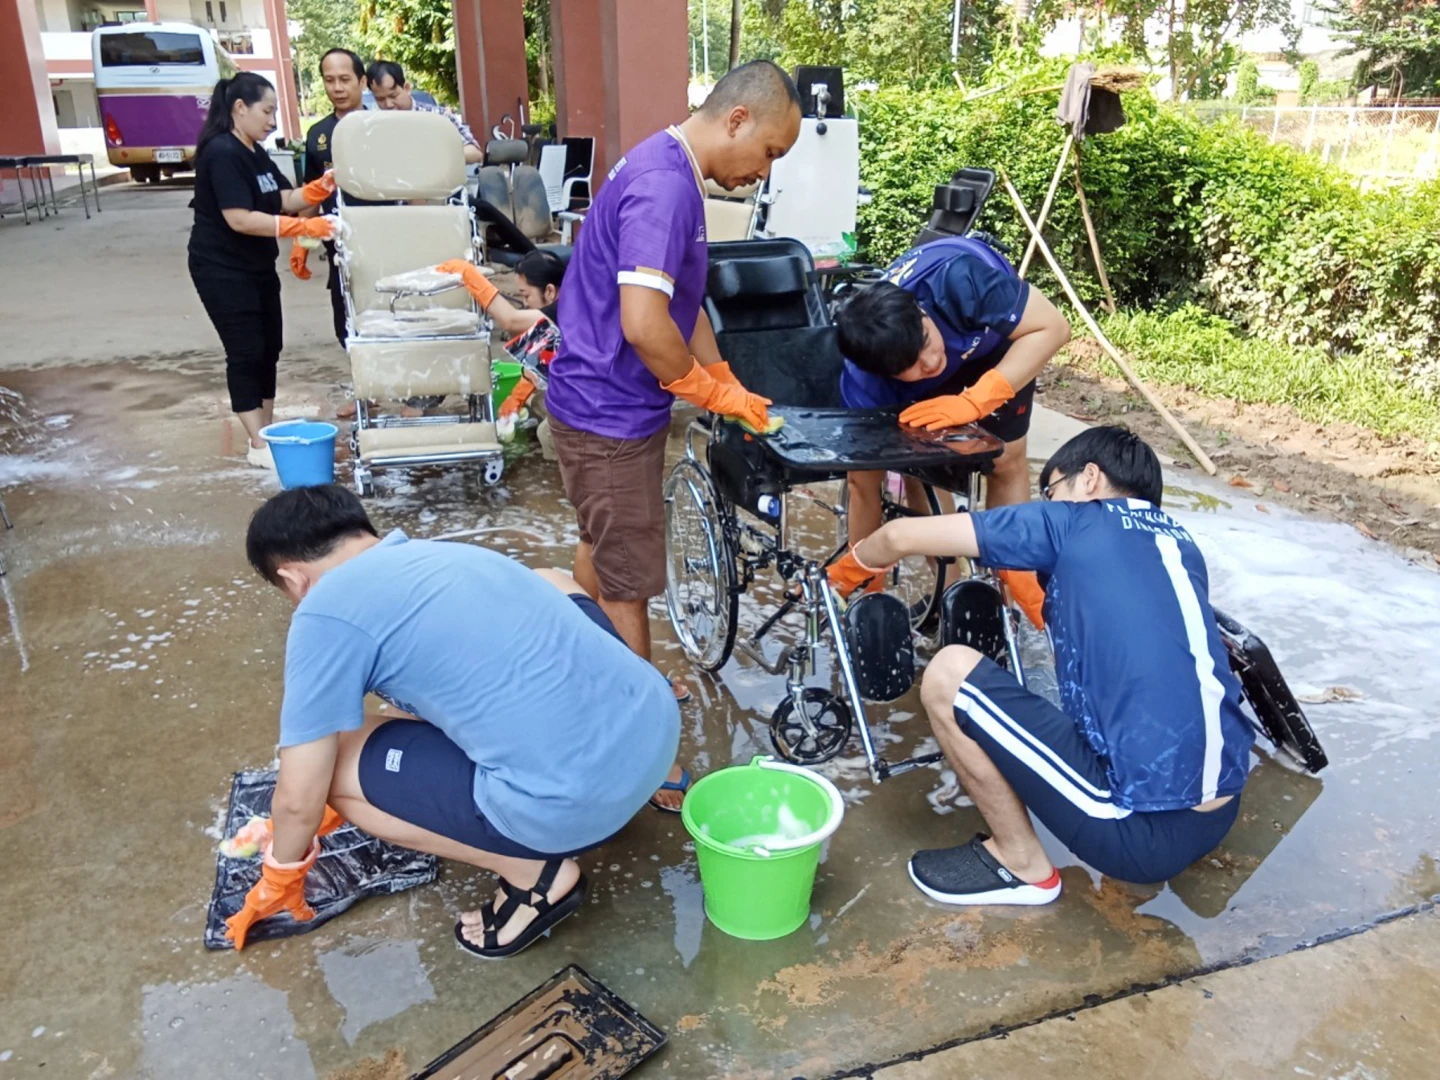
left=735, top=415, right=785, bottom=436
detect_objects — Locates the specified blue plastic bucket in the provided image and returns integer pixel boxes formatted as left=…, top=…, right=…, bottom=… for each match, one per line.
left=259, top=420, right=338, bottom=489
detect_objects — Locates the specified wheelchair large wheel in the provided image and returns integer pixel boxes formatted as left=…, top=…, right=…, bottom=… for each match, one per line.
left=882, top=481, right=947, bottom=631
left=664, top=457, right=738, bottom=672
left=770, top=688, right=853, bottom=765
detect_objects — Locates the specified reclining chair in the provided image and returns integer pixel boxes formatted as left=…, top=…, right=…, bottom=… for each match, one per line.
left=912, top=167, right=995, bottom=247
left=331, top=110, right=503, bottom=497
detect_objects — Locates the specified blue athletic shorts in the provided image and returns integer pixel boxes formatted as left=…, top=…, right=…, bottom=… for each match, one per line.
left=356, top=593, right=624, bottom=860
left=951, top=658, right=1241, bottom=883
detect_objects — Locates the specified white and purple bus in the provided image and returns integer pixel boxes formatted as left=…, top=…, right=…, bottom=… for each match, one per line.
left=92, top=22, right=237, bottom=182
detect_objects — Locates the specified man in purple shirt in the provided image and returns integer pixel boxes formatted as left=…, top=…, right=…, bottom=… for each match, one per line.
left=547, top=60, right=800, bottom=805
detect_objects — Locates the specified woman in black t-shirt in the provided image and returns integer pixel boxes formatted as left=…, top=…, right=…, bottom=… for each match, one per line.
left=188, top=72, right=336, bottom=470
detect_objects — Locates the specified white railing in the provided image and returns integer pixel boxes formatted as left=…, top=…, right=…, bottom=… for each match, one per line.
left=1188, top=103, right=1440, bottom=185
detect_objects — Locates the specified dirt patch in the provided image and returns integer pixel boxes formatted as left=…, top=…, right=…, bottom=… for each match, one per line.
left=324, top=1049, right=406, bottom=1080
left=1043, top=344, right=1440, bottom=563
left=758, top=915, right=1030, bottom=1009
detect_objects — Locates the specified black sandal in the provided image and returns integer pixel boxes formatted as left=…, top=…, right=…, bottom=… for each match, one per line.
left=453, top=860, right=588, bottom=960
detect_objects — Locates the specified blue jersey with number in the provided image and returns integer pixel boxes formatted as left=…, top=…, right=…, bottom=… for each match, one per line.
left=840, top=236, right=1030, bottom=409
left=971, top=498, right=1254, bottom=812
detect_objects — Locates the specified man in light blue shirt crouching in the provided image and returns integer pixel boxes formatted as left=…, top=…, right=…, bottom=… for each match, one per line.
left=224, top=484, right=679, bottom=958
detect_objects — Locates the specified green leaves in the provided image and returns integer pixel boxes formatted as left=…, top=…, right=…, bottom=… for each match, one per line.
left=855, top=79, right=1440, bottom=401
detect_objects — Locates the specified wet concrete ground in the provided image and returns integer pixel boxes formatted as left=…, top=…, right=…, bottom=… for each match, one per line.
left=3, top=186, right=1440, bottom=1078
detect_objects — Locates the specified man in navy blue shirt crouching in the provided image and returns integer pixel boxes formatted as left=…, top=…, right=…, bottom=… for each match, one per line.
left=827, top=426, right=1253, bottom=905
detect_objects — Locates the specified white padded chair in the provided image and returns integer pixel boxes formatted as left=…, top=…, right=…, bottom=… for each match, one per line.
left=704, top=178, right=760, bottom=243
left=331, top=110, right=503, bottom=496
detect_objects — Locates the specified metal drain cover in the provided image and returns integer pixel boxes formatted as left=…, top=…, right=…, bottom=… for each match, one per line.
left=412, top=965, right=666, bottom=1080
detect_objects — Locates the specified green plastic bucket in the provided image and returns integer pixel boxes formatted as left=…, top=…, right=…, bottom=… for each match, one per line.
left=492, top=360, right=523, bottom=410
left=680, top=756, right=845, bottom=940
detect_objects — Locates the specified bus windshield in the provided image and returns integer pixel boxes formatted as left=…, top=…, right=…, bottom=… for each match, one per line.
left=99, top=31, right=205, bottom=67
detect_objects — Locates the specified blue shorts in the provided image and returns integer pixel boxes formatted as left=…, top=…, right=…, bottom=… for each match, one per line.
left=952, top=659, right=1241, bottom=884
left=356, top=593, right=624, bottom=860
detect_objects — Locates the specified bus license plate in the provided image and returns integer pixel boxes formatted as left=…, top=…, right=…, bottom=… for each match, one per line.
left=155, top=149, right=184, bottom=163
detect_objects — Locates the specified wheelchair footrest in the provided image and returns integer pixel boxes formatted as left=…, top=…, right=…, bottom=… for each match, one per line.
left=940, top=579, right=1009, bottom=668
left=843, top=593, right=915, bottom=703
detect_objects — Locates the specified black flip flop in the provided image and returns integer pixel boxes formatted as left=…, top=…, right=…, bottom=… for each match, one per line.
left=454, top=860, right=588, bottom=960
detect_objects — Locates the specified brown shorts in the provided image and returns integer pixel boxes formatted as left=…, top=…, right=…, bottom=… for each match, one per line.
left=549, top=414, right=669, bottom=602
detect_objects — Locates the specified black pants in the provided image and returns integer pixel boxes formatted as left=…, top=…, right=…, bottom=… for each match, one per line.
left=190, top=263, right=283, bottom=414
left=325, top=244, right=348, bottom=347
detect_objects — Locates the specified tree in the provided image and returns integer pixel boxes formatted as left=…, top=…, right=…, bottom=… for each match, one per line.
left=288, top=0, right=364, bottom=114
left=1318, top=0, right=1440, bottom=98
left=1234, top=55, right=1261, bottom=103
left=729, top=0, right=743, bottom=69
left=360, top=0, right=459, bottom=104
left=1101, top=0, right=1296, bottom=99
left=1297, top=57, right=1320, bottom=103
left=740, top=0, right=1005, bottom=88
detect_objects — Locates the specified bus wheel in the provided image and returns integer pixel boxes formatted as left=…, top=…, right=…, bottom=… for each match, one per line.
left=130, top=165, right=160, bottom=184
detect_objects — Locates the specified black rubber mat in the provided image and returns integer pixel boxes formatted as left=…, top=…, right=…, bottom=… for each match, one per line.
left=203, top=769, right=438, bottom=951
left=412, top=964, right=666, bottom=1079
left=1214, top=609, right=1328, bottom=773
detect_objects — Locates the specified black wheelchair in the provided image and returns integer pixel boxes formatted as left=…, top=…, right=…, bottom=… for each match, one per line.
left=664, top=239, right=1029, bottom=782
left=663, top=237, right=1329, bottom=783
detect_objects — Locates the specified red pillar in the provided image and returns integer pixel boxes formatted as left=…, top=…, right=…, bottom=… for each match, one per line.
left=452, top=0, right=528, bottom=142
left=552, top=0, right=687, bottom=184
left=262, top=0, right=301, bottom=142
left=551, top=0, right=605, bottom=162
left=0, top=0, right=61, bottom=158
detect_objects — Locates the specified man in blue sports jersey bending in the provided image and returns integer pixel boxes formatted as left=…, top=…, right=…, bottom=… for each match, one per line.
left=827, top=427, right=1253, bottom=905
left=832, top=237, right=1071, bottom=626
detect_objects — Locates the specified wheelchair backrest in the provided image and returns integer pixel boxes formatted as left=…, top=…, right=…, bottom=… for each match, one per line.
left=704, top=238, right=844, bottom=408
left=332, top=110, right=465, bottom=201
left=912, top=167, right=995, bottom=248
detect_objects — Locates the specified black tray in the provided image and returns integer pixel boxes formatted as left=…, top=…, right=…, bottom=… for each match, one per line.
left=749, top=406, right=1004, bottom=484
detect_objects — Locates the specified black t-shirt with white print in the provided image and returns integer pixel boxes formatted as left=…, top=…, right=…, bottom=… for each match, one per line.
left=189, top=131, right=292, bottom=275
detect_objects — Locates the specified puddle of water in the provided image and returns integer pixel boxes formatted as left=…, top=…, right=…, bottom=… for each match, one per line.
left=659, top=863, right=705, bottom=969
left=317, top=936, right=435, bottom=1045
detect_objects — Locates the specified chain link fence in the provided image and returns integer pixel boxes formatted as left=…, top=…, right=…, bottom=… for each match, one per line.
left=1188, top=103, right=1440, bottom=186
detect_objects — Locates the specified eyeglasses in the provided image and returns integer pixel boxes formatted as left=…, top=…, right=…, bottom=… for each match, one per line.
left=1040, top=475, right=1066, bottom=501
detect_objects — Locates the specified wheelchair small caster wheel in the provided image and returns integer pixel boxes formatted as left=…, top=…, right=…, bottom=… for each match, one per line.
left=483, top=459, right=504, bottom=486
left=354, top=468, right=374, bottom=498
left=770, top=688, right=852, bottom=765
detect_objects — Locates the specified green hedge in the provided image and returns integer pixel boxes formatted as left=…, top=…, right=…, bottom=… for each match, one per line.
left=853, top=79, right=1440, bottom=397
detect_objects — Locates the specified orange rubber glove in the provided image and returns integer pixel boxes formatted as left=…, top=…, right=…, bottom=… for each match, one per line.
left=708, top=360, right=741, bottom=387
left=999, top=568, right=1046, bottom=630
left=224, top=839, right=320, bottom=951
left=435, top=259, right=498, bottom=309
left=300, top=169, right=336, bottom=206
left=899, top=369, right=1017, bottom=432
left=499, top=376, right=535, bottom=419
left=826, top=543, right=895, bottom=599
left=662, top=358, right=771, bottom=431
left=275, top=215, right=335, bottom=241
left=288, top=239, right=311, bottom=280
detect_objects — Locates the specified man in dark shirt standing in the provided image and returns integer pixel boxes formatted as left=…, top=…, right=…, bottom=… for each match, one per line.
left=299, top=49, right=367, bottom=347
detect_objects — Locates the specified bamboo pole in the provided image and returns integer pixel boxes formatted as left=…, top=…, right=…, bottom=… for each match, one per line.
left=999, top=170, right=1217, bottom=476
left=1018, top=129, right=1074, bottom=277
left=1071, top=152, right=1116, bottom=315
